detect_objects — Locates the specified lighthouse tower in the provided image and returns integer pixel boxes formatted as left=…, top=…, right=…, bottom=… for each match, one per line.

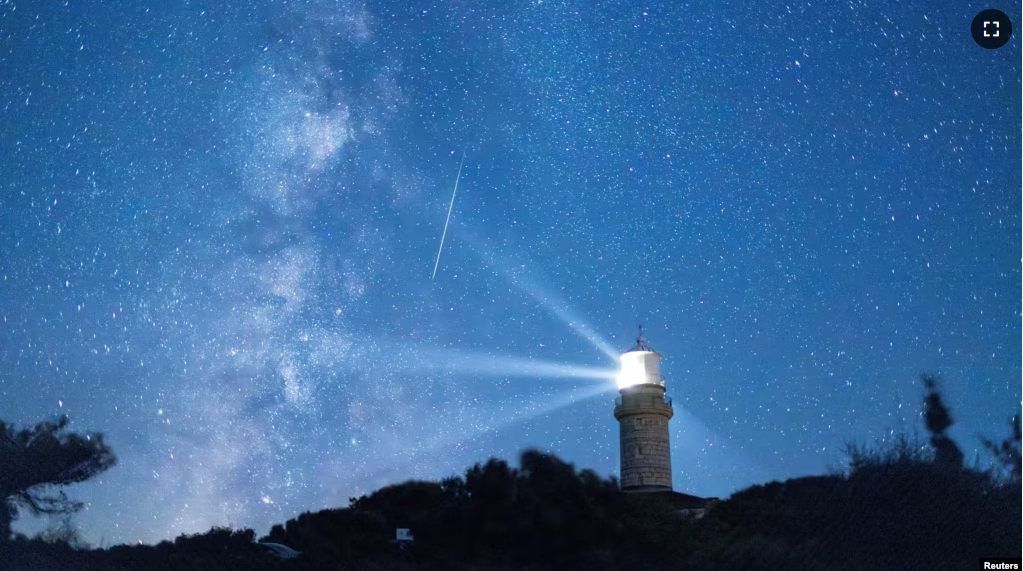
left=613, top=328, right=674, bottom=492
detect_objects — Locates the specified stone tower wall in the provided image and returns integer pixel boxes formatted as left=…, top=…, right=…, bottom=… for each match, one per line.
left=614, top=385, right=673, bottom=490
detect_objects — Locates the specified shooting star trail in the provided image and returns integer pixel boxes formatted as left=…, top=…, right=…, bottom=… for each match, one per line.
left=431, top=150, right=466, bottom=280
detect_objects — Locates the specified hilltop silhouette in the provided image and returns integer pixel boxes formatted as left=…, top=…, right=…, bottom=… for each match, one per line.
left=1, top=375, right=1019, bottom=570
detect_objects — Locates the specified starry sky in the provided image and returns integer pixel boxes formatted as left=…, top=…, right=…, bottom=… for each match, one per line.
left=1, top=0, right=1020, bottom=546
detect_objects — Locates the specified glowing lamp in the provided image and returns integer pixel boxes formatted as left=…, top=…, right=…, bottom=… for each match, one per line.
left=615, top=334, right=664, bottom=389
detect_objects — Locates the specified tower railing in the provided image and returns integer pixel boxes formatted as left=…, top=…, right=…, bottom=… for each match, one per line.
left=614, top=395, right=672, bottom=408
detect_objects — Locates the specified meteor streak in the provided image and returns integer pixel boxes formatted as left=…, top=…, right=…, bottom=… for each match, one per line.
left=431, top=151, right=466, bottom=280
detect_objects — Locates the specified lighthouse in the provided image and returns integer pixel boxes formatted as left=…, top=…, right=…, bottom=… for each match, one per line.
left=613, top=328, right=674, bottom=491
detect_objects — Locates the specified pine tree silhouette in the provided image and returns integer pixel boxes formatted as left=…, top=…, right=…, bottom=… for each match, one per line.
left=921, top=374, right=964, bottom=469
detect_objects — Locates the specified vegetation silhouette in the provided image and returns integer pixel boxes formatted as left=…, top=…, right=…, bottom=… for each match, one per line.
left=0, top=414, right=116, bottom=540
left=922, top=374, right=965, bottom=468
left=679, top=374, right=1020, bottom=571
left=1, top=374, right=1019, bottom=570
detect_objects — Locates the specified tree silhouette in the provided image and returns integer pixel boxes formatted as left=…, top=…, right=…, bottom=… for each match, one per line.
left=921, top=374, right=963, bottom=469
left=980, top=413, right=1022, bottom=483
left=0, top=415, right=116, bottom=539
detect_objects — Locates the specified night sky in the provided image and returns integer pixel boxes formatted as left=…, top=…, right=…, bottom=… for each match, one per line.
left=1, top=0, right=1020, bottom=546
